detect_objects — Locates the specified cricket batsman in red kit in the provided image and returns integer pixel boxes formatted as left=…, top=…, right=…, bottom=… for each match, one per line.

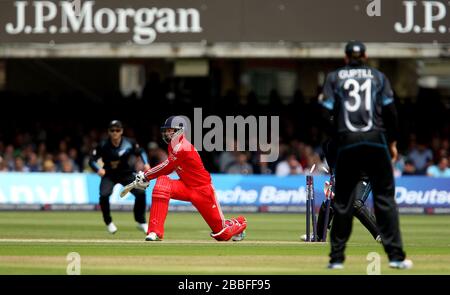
left=133, top=116, right=247, bottom=242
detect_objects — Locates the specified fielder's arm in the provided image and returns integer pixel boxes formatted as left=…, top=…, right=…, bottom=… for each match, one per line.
left=389, top=141, right=398, bottom=162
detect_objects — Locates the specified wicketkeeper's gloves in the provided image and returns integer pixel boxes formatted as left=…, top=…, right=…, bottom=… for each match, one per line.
left=324, top=181, right=335, bottom=199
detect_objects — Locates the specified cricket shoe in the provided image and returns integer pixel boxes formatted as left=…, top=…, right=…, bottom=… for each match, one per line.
left=137, top=223, right=148, bottom=233
left=232, top=230, right=246, bottom=242
left=211, top=216, right=247, bottom=241
left=231, top=216, right=247, bottom=241
left=145, top=232, right=162, bottom=241
left=107, top=222, right=118, bottom=234
left=389, top=259, right=413, bottom=270
left=327, top=262, right=344, bottom=270
left=375, top=235, right=382, bottom=243
left=232, top=216, right=247, bottom=229
left=300, top=233, right=320, bottom=242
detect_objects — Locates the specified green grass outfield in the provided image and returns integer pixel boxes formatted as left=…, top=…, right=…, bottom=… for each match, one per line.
left=0, top=211, right=449, bottom=274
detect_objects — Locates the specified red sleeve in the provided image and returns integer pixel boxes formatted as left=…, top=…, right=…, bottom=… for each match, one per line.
left=143, top=155, right=177, bottom=181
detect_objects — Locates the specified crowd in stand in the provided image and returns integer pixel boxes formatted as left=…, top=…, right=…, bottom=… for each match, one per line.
left=1, top=127, right=449, bottom=177
left=1, top=79, right=449, bottom=177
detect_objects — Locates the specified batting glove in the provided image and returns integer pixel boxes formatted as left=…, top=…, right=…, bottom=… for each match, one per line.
left=135, top=171, right=149, bottom=190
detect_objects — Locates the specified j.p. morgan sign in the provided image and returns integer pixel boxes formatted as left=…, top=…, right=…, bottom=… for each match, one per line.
left=1, top=0, right=449, bottom=44
left=3, top=0, right=203, bottom=44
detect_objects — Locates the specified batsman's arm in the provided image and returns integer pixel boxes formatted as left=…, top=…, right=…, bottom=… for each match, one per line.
left=143, top=155, right=177, bottom=181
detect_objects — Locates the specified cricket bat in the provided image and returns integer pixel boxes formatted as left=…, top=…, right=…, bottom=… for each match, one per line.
left=120, top=181, right=137, bottom=198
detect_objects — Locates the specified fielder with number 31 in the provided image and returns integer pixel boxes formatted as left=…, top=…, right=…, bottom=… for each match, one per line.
left=129, top=116, right=247, bottom=242
left=319, top=41, right=412, bottom=270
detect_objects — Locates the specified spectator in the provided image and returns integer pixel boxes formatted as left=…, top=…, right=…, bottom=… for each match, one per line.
left=408, top=143, right=433, bottom=175
left=56, top=152, right=78, bottom=172
left=22, top=144, right=35, bottom=161
left=59, top=140, right=68, bottom=154
left=13, top=156, right=29, bottom=172
left=254, top=153, right=273, bottom=174
left=299, top=145, right=314, bottom=169
left=3, top=144, right=15, bottom=170
left=42, top=159, right=56, bottom=172
left=147, top=141, right=168, bottom=167
left=218, top=140, right=238, bottom=173
left=442, top=138, right=449, bottom=154
left=427, top=157, right=450, bottom=177
left=275, top=154, right=303, bottom=176
left=436, top=148, right=448, bottom=160
left=61, top=159, right=75, bottom=173
left=402, top=159, right=417, bottom=176
left=36, top=142, right=47, bottom=165
left=27, top=152, right=41, bottom=172
left=227, top=152, right=253, bottom=174
left=68, top=147, right=81, bottom=172
left=0, top=156, right=8, bottom=172
left=393, top=155, right=406, bottom=177
left=430, top=135, right=441, bottom=158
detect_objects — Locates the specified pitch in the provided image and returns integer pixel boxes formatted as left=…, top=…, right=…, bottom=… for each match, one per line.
left=0, top=212, right=449, bottom=274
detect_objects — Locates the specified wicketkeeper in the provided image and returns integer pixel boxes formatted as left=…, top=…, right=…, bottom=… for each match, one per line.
left=301, top=139, right=381, bottom=243
left=132, top=116, right=247, bottom=242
